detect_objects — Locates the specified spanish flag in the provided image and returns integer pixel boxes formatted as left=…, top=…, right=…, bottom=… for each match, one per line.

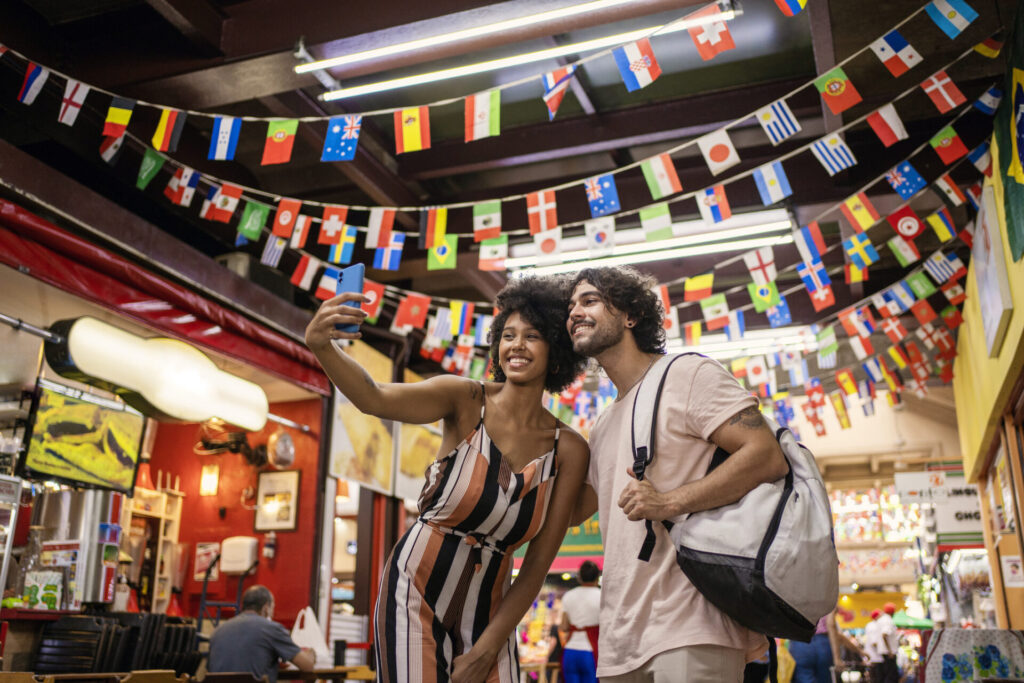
left=394, top=106, right=431, bottom=154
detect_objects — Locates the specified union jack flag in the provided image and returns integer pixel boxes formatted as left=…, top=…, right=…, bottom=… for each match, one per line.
left=343, top=115, right=362, bottom=139
left=584, top=178, right=603, bottom=201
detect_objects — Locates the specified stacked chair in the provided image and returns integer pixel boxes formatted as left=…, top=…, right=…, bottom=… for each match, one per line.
left=32, top=613, right=200, bottom=676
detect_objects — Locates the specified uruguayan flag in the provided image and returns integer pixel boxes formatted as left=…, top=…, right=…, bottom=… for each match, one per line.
left=259, top=236, right=286, bottom=268
left=755, top=99, right=801, bottom=145
left=811, top=134, right=857, bottom=176
left=924, top=251, right=957, bottom=283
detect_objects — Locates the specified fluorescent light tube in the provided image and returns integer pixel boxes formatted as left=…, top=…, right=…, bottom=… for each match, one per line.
left=297, top=0, right=641, bottom=73
left=319, top=9, right=735, bottom=100
left=510, top=234, right=794, bottom=276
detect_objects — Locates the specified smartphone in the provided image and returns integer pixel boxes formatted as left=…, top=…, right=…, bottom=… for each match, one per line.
left=334, top=263, right=365, bottom=333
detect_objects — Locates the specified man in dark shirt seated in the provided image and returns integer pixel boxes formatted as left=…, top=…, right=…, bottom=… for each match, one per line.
left=208, top=585, right=316, bottom=682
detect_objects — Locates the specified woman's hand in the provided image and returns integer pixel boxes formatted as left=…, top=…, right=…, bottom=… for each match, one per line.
left=451, top=645, right=498, bottom=683
left=304, top=292, right=369, bottom=351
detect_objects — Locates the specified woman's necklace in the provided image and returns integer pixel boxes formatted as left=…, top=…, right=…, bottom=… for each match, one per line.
left=614, top=355, right=658, bottom=402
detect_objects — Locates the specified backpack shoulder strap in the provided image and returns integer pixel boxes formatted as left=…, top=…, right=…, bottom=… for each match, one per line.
left=631, top=353, right=690, bottom=561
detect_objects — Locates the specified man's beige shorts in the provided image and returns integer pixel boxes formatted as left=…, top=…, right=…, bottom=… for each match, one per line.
left=601, top=644, right=746, bottom=683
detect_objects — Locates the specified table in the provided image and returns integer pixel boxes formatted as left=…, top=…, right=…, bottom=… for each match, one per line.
left=277, top=666, right=375, bottom=681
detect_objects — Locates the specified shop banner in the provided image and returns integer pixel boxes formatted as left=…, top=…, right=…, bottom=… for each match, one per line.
left=894, top=471, right=983, bottom=548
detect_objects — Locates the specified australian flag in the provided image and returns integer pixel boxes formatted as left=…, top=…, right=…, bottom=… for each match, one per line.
left=885, top=160, right=927, bottom=199
left=585, top=174, right=621, bottom=217
left=321, top=115, right=362, bottom=161
left=767, top=295, right=792, bottom=328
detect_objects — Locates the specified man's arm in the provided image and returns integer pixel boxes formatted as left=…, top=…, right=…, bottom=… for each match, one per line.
left=618, top=404, right=789, bottom=521
left=290, top=647, right=316, bottom=671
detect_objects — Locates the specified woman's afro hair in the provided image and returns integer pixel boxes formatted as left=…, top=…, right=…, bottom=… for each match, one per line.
left=489, top=276, right=588, bottom=393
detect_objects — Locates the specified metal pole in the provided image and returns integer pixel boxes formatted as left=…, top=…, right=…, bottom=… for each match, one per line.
left=0, top=312, right=63, bottom=344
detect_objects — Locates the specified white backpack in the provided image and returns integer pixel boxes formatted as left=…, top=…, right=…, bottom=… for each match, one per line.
left=630, top=354, right=839, bottom=642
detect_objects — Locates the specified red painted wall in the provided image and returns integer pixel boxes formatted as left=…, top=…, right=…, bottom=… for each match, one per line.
left=147, top=398, right=324, bottom=629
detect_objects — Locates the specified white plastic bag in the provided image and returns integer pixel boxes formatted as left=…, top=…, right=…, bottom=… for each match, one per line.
left=290, top=606, right=333, bottom=668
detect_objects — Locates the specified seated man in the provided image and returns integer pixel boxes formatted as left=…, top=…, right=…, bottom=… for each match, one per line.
left=209, top=585, right=316, bottom=682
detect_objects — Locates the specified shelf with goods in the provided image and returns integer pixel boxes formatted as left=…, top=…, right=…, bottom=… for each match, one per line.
left=832, top=486, right=926, bottom=586
left=122, top=485, right=183, bottom=613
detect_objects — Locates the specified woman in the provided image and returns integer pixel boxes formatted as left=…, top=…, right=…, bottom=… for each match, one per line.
left=788, top=608, right=868, bottom=683
left=305, top=276, right=589, bottom=683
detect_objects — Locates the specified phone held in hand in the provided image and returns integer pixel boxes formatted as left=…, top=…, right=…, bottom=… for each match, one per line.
left=334, top=263, right=365, bottom=332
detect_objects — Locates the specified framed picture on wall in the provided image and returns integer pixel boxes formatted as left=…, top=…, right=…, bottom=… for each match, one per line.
left=254, top=470, right=301, bottom=531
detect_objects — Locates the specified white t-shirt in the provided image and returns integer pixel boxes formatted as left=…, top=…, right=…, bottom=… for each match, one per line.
left=561, top=585, right=601, bottom=651
left=586, top=355, right=766, bottom=677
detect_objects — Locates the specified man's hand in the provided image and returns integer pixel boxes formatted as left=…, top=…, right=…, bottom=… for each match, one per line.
left=451, top=645, right=498, bottom=683
left=617, top=469, right=678, bottom=521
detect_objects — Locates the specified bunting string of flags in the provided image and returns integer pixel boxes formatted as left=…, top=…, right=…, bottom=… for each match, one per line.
left=0, top=0, right=997, bottom=407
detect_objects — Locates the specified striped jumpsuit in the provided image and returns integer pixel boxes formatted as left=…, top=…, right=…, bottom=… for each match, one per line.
left=375, top=388, right=560, bottom=682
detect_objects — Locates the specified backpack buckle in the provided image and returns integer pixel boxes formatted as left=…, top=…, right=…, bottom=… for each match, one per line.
left=632, top=446, right=648, bottom=481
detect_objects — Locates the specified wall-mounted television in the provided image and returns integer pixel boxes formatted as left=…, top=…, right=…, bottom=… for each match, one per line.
left=19, top=379, right=145, bottom=494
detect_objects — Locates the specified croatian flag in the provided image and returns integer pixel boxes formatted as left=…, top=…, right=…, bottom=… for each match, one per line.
left=612, top=39, right=662, bottom=92
left=869, top=30, right=920, bottom=77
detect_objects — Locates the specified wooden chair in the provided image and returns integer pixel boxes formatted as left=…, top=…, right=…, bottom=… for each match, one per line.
left=0, top=673, right=41, bottom=683
left=119, top=671, right=188, bottom=683
left=194, top=674, right=264, bottom=683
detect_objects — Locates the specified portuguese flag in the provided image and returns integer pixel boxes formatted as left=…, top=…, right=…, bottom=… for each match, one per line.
left=814, top=67, right=862, bottom=115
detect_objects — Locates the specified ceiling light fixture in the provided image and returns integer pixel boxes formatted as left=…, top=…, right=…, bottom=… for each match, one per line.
left=667, top=326, right=819, bottom=361
left=318, top=6, right=737, bottom=101
left=510, top=233, right=794, bottom=277
left=44, top=317, right=269, bottom=431
left=297, top=0, right=641, bottom=74
left=506, top=209, right=793, bottom=270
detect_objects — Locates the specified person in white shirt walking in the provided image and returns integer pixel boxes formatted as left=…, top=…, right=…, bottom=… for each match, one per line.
left=559, top=560, right=602, bottom=683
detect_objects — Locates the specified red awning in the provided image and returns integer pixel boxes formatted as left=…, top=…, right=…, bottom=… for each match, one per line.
left=0, top=199, right=330, bottom=395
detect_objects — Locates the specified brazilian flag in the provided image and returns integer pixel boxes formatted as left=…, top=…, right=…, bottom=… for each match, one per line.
left=427, top=234, right=458, bottom=270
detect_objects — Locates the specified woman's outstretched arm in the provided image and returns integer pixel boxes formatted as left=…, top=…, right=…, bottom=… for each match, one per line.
left=306, top=292, right=480, bottom=425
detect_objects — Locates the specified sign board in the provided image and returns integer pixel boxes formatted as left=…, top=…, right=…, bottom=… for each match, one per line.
left=894, top=471, right=983, bottom=548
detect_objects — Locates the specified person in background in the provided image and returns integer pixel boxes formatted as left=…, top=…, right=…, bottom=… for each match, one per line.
left=306, top=276, right=590, bottom=683
left=788, top=608, right=867, bottom=683
left=565, top=267, right=789, bottom=683
left=558, top=560, right=602, bottom=683
left=208, top=585, right=315, bottom=683
left=876, top=602, right=901, bottom=683
left=864, top=606, right=900, bottom=683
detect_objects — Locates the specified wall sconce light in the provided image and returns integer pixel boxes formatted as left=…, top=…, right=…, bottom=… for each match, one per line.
left=200, top=464, right=220, bottom=496
left=44, top=316, right=269, bottom=431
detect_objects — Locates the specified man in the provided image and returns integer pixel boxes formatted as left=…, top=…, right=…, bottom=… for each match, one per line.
left=866, top=603, right=901, bottom=683
left=565, top=267, right=789, bottom=683
left=208, top=585, right=316, bottom=682
left=558, top=560, right=602, bottom=683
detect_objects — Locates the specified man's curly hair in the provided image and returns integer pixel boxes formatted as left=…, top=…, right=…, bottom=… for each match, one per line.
left=564, top=267, right=666, bottom=354
left=489, top=276, right=588, bottom=393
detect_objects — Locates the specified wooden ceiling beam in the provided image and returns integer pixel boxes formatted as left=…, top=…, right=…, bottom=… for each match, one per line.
left=145, top=0, right=225, bottom=55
